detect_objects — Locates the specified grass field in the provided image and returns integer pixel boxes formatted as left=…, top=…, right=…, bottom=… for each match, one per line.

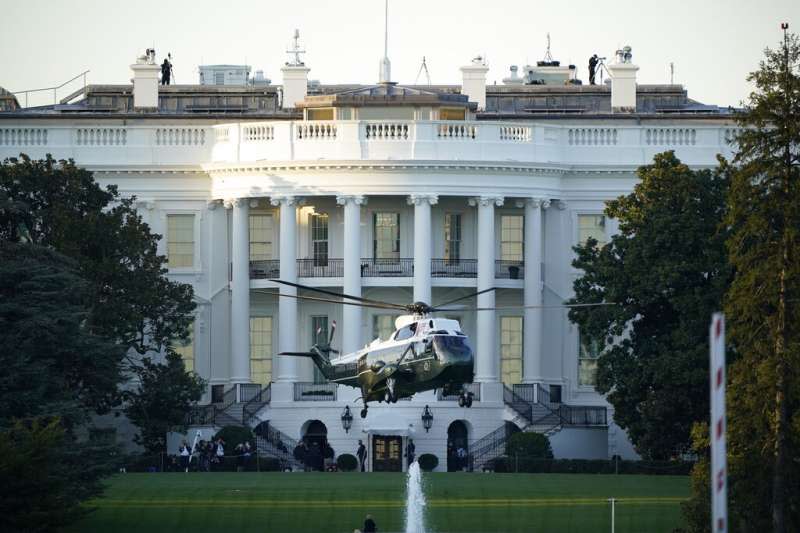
left=67, top=472, right=689, bottom=533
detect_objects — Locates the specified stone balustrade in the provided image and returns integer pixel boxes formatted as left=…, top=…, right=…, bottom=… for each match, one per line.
left=0, top=119, right=736, bottom=168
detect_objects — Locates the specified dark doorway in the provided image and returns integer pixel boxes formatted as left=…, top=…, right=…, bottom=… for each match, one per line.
left=372, top=435, right=402, bottom=472
left=302, top=420, right=328, bottom=471
left=447, top=420, right=469, bottom=471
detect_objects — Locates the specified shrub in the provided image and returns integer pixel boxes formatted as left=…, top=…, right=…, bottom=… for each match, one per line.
left=213, top=425, right=254, bottom=452
left=336, top=453, right=358, bottom=472
left=506, top=432, right=553, bottom=459
left=418, top=453, right=439, bottom=472
left=489, top=457, right=694, bottom=475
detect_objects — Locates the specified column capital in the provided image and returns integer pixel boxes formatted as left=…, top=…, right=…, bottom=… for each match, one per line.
left=406, top=194, right=438, bottom=206
left=223, top=197, right=248, bottom=209
left=554, top=199, right=567, bottom=210
left=206, top=199, right=221, bottom=211
left=135, top=199, right=155, bottom=211
left=270, top=195, right=303, bottom=207
left=515, top=197, right=550, bottom=209
left=336, top=194, right=368, bottom=206
left=468, top=195, right=504, bottom=208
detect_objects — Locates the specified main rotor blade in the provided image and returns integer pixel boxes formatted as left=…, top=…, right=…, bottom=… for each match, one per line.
left=329, top=320, right=337, bottom=344
left=431, top=287, right=497, bottom=310
left=279, top=351, right=317, bottom=357
left=255, top=290, right=404, bottom=310
left=269, top=279, right=407, bottom=310
left=434, top=302, right=618, bottom=312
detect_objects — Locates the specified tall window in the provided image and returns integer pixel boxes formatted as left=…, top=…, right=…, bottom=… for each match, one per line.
left=167, top=214, right=194, bottom=268
left=500, top=316, right=523, bottom=385
left=373, top=213, right=400, bottom=260
left=500, top=215, right=524, bottom=262
left=310, top=213, right=329, bottom=266
left=578, top=330, right=601, bottom=387
left=373, top=315, right=398, bottom=341
left=444, top=213, right=462, bottom=262
left=250, top=316, right=273, bottom=385
left=249, top=214, right=274, bottom=262
left=175, top=323, right=195, bottom=372
left=311, top=316, right=329, bottom=383
left=578, top=214, right=607, bottom=247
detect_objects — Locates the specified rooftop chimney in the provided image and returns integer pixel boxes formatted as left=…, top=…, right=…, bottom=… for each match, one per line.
left=607, top=46, right=638, bottom=112
left=130, top=49, right=160, bottom=110
left=460, top=56, right=490, bottom=111
left=281, top=29, right=310, bottom=109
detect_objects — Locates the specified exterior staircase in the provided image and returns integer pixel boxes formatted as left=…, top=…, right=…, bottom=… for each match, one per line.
left=254, top=421, right=304, bottom=471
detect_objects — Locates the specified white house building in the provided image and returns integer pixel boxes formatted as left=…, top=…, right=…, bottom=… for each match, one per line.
left=0, top=41, right=738, bottom=471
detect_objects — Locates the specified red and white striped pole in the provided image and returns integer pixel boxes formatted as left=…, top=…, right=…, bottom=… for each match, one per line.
left=709, top=313, right=727, bottom=532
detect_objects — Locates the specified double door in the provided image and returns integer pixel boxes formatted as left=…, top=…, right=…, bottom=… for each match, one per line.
left=372, top=435, right=402, bottom=472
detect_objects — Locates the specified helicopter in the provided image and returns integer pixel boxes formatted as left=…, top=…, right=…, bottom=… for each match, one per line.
left=269, top=280, right=611, bottom=418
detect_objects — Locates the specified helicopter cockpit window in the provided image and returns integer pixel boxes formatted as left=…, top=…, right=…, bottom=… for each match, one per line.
left=394, top=324, right=416, bottom=341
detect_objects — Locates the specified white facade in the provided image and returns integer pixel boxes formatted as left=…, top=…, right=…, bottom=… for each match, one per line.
left=0, top=64, right=738, bottom=468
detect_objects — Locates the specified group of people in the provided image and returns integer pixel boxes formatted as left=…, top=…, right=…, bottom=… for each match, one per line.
left=292, top=440, right=335, bottom=471
left=177, top=437, right=254, bottom=472
left=447, top=441, right=469, bottom=471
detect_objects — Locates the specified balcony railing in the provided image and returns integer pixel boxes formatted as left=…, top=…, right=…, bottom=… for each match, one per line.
left=250, top=258, right=529, bottom=280
left=293, top=382, right=338, bottom=401
left=250, top=259, right=280, bottom=279
left=360, top=257, right=414, bottom=277
left=431, top=258, right=477, bottom=278
left=495, top=260, right=524, bottom=279
left=297, top=258, right=343, bottom=278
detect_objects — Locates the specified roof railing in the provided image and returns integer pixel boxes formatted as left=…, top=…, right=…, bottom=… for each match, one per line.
left=12, top=70, right=90, bottom=108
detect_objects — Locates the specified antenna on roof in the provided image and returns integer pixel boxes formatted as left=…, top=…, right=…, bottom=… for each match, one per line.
left=543, top=32, right=554, bottom=63
left=286, top=29, right=306, bottom=66
left=669, top=62, right=675, bottom=84
left=415, top=56, right=431, bottom=85
left=378, top=0, right=392, bottom=83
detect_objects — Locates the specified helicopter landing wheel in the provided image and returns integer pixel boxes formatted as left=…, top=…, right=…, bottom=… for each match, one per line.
left=458, top=395, right=466, bottom=408
left=360, top=408, right=368, bottom=419
left=465, top=393, right=473, bottom=408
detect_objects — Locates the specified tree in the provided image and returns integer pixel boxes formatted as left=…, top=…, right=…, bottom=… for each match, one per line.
left=568, top=151, right=730, bottom=459
left=684, top=31, right=800, bottom=533
left=123, top=350, right=205, bottom=454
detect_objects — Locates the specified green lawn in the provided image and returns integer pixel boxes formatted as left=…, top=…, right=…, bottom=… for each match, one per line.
left=67, top=472, right=689, bottom=533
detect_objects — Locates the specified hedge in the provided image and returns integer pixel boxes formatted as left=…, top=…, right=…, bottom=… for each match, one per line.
left=336, top=453, right=358, bottom=472
left=490, top=457, right=694, bottom=475
left=418, top=454, right=439, bottom=472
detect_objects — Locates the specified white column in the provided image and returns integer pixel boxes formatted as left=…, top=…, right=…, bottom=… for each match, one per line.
left=520, top=198, right=549, bottom=383
left=337, top=195, right=367, bottom=354
left=408, top=194, right=437, bottom=304
left=471, top=195, right=503, bottom=383
left=272, top=196, right=300, bottom=382
left=228, top=198, right=251, bottom=384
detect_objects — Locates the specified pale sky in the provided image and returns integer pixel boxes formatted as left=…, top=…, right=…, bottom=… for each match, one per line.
left=1, top=0, right=798, bottom=108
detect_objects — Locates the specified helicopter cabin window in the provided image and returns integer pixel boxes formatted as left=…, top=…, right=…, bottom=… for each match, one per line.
left=500, top=215, right=524, bottom=262
left=249, top=214, right=274, bottom=261
left=394, top=323, right=417, bottom=341
left=250, top=316, right=273, bottom=385
left=444, top=214, right=462, bottom=262
left=309, top=213, right=329, bottom=266
left=311, top=316, right=329, bottom=384
left=439, top=107, right=466, bottom=120
left=578, top=329, right=601, bottom=387
left=306, top=108, right=334, bottom=121
left=373, top=315, right=398, bottom=341
left=578, top=214, right=607, bottom=247
left=373, top=212, right=400, bottom=260
left=175, top=322, right=195, bottom=372
left=500, top=316, right=523, bottom=386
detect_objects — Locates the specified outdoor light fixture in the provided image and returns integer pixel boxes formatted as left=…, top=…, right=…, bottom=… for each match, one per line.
left=341, top=405, right=353, bottom=433
left=421, top=405, right=434, bottom=432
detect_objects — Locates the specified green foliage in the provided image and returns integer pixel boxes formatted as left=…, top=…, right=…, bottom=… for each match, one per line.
left=418, top=453, right=439, bottom=471
left=684, top=32, right=800, bottom=532
left=213, top=426, right=255, bottom=452
left=491, top=457, right=693, bottom=475
left=506, top=431, right=554, bottom=459
left=569, top=151, right=730, bottom=459
left=0, top=417, right=119, bottom=533
left=123, top=351, right=205, bottom=453
left=336, top=453, right=358, bottom=472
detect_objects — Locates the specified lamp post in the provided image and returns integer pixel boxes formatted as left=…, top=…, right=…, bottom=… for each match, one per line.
left=341, top=406, right=353, bottom=433
left=421, top=405, right=433, bottom=433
